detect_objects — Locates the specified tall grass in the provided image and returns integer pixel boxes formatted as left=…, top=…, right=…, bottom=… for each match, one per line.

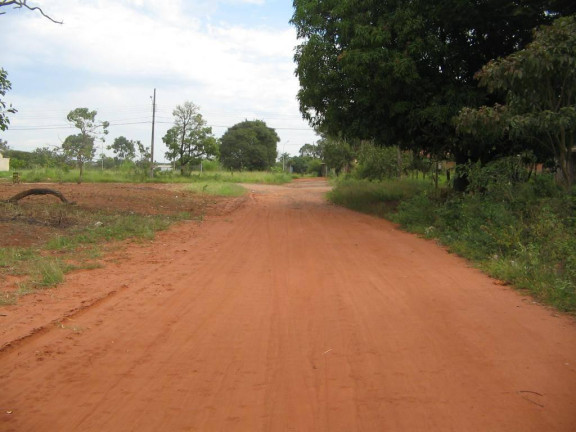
left=328, top=172, right=576, bottom=313
left=327, top=178, right=431, bottom=217
left=12, top=167, right=294, bottom=185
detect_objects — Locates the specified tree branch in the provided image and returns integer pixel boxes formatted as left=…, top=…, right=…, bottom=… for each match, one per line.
left=0, top=0, right=62, bottom=24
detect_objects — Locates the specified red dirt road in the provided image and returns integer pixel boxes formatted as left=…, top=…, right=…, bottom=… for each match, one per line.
left=1, top=179, right=576, bottom=431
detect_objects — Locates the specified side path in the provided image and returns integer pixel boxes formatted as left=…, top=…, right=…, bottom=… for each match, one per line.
left=1, top=179, right=575, bottom=431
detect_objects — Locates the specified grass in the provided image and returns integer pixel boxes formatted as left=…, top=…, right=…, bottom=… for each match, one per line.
left=328, top=174, right=576, bottom=314
left=8, top=167, right=295, bottom=186
left=0, top=168, right=294, bottom=304
left=186, top=181, right=246, bottom=197
left=327, top=178, right=431, bottom=217
left=0, top=198, right=200, bottom=305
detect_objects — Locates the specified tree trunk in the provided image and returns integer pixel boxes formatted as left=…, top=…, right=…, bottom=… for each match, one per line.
left=78, top=161, right=84, bottom=184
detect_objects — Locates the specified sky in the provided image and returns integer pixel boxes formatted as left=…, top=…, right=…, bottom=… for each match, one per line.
left=0, top=0, right=317, bottom=161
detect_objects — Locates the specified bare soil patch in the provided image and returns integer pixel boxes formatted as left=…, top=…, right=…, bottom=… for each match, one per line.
left=0, top=182, right=232, bottom=248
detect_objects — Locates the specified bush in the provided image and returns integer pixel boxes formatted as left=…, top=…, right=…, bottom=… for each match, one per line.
left=328, top=178, right=431, bottom=218
left=330, top=158, right=576, bottom=312
left=307, top=158, right=324, bottom=176
left=354, top=143, right=411, bottom=180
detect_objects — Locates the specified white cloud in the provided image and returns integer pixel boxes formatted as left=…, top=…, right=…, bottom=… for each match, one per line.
left=1, top=0, right=317, bottom=157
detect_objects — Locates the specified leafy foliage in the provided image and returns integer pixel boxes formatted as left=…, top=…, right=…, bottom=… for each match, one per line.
left=64, top=108, right=109, bottom=183
left=328, top=178, right=430, bottom=218
left=163, top=101, right=219, bottom=175
left=355, top=142, right=411, bottom=180
left=220, top=120, right=279, bottom=171
left=0, top=68, right=16, bottom=131
left=291, top=1, right=576, bottom=182
left=457, top=15, right=576, bottom=187
left=108, top=136, right=137, bottom=161
left=318, top=136, right=355, bottom=175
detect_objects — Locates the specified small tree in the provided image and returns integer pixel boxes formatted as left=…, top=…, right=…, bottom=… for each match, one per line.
left=32, top=146, right=68, bottom=168
left=163, top=101, right=218, bottom=175
left=457, top=15, right=576, bottom=188
left=62, top=134, right=95, bottom=179
left=64, top=108, right=109, bottom=182
left=108, top=136, right=136, bottom=162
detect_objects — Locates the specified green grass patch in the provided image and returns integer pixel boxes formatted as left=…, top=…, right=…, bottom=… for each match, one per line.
left=186, top=181, right=246, bottom=197
left=328, top=173, right=576, bottom=314
left=0, top=204, right=196, bottom=305
left=12, top=167, right=294, bottom=185
left=327, top=178, right=431, bottom=217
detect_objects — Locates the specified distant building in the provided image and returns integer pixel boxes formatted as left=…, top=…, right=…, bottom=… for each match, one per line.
left=0, top=153, right=9, bottom=172
left=155, top=163, right=173, bottom=172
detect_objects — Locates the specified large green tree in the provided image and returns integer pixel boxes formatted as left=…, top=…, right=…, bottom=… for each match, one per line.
left=163, top=101, right=218, bottom=175
left=292, top=0, right=576, bottom=187
left=457, top=15, right=576, bottom=188
left=220, top=120, right=279, bottom=171
left=64, top=108, right=109, bottom=183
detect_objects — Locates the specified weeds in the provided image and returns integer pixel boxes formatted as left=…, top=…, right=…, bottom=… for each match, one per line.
left=329, top=168, right=576, bottom=313
left=0, top=201, right=197, bottom=305
left=187, top=181, right=246, bottom=197
left=327, top=178, right=431, bottom=217
left=12, top=168, right=294, bottom=186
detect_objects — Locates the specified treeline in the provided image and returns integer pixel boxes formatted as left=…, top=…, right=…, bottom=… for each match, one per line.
left=292, top=1, right=576, bottom=189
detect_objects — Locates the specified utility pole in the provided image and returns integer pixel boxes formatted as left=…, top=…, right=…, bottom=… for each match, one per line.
left=150, top=88, right=156, bottom=178
left=282, top=140, right=289, bottom=172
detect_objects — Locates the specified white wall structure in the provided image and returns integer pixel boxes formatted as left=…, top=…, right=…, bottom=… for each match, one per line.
left=0, top=153, right=9, bottom=171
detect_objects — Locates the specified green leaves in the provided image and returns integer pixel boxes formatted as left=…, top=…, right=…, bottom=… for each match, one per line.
left=219, top=120, right=279, bottom=171
left=64, top=107, right=108, bottom=182
left=0, top=68, right=17, bottom=131
left=162, top=101, right=218, bottom=174
left=456, top=15, right=576, bottom=187
left=292, top=0, right=575, bottom=169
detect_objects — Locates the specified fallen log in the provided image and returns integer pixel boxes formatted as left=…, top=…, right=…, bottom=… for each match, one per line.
left=5, top=188, right=73, bottom=204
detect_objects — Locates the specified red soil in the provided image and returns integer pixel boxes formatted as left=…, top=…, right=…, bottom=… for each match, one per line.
left=1, top=178, right=575, bottom=431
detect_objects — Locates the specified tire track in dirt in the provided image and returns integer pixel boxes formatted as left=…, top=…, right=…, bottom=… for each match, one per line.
left=0, top=178, right=575, bottom=431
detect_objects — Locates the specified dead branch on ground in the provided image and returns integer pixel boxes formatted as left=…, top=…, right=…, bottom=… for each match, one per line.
left=4, top=188, right=73, bottom=204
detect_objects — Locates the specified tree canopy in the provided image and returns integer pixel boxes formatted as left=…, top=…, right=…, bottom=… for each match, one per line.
left=220, top=120, right=279, bottom=171
left=64, top=108, right=109, bottom=182
left=457, top=15, right=576, bottom=187
left=163, top=101, right=218, bottom=175
left=108, top=136, right=137, bottom=161
left=291, top=0, right=576, bottom=173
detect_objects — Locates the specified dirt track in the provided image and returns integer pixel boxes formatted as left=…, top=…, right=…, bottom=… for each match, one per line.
left=1, top=178, right=576, bottom=431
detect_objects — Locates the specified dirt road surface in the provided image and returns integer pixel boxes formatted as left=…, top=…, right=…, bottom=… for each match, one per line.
left=1, top=179, right=576, bottom=431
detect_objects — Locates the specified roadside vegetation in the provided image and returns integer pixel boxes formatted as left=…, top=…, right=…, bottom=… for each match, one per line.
left=0, top=195, right=196, bottom=306
left=329, top=154, right=576, bottom=314
left=0, top=165, right=294, bottom=186
left=0, top=158, right=297, bottom=305
left=295, top=6, right=576, bottom=314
